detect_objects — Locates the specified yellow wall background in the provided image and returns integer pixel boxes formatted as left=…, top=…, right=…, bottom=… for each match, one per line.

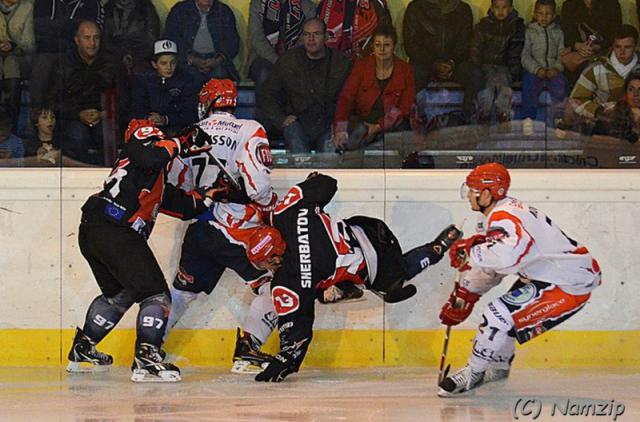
left=151, top=0, right=640, bottom=77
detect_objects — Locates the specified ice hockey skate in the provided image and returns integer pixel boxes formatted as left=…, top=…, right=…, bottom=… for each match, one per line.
left=131, top=343, right=181, bottom=383
left=484, top=367, right=510, bottom=383
left=231, top=328, right=274, bottom=374
left=66, top=327, right=113, bottom=373
left=438, top=366, right=485, bottom=397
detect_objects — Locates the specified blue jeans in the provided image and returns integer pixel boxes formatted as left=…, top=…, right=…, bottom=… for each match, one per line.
left=61, top=119, right=104, bottom=165
left=521, top=71, right=567, bottom=122
left=283, top=121, right=333, bottom=153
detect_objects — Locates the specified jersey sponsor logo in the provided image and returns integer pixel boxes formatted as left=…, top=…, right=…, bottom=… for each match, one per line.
left=272, top=286, right=300, bottom=316
left=256, top=144, right=273, bottom=168
left=297, top=208, right=312, bottom=288
left=274, top=187, right=303, bottom=215
left=501, top=283, right=537, bottom=306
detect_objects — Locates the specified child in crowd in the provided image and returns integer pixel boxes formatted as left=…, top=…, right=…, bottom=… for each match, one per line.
left=521, top=0, right=566, bottom=133
left=467, top=0, right=525, bottom=125
left=130, top=40, right=199, bottom=136
left=0, top=109, right=24, bottom=166
left=28, top=107, right=61, bottom=166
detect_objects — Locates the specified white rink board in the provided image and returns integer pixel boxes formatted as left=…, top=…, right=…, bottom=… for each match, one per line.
left=0, top=168, right=638, bottom=331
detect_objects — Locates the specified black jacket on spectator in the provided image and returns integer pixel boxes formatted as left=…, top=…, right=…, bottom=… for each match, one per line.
left=163, top=0, right=240, bottom=65
left=469, top=9, right=525, bottom=82
left=130, top=67, right=200, bottom=133
left=258, top=46, right=351, bottom=141
left=46, top=49, right=127, bottom=121
left=561, top=0, right=621, bottom=50
left=33, top=0, right=104, bottom=54
left=402, top=0, right=472, bottom=90
left=102, top=0, right=160, bottom=69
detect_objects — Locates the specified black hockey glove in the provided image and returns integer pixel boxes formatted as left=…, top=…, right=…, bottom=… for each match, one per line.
left=212, top=172, right=251, bottom=204
left=176, top=125, right=212, bottom=157
left=254, top=353, right=296, bottom=382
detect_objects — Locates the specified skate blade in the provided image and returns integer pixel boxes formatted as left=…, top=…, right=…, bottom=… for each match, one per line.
left=231, top=360, right=268, bottom=374
left=66, top=361, right=111, bottom=373
left=130, top=368, right=181, bottom=383
left=437, top=387, right=477, bottom=398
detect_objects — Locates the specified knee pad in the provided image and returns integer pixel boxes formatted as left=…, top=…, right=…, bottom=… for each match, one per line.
left=469, top=300, right=516, bottom=371
left=106, top=289, right=135, bottom=313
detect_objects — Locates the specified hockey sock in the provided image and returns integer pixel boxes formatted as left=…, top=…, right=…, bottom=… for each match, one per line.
left=165, top=289, right=198, bottom=333
left=82, top=291, right=134, bottom=343
left=137, top=291, right=171, bottom=347
left=468, top=299, right=516, bottom=372
left=242, top=283, right=278, bottom=345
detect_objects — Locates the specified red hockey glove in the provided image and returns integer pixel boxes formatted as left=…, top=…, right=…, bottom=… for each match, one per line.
left=449, top=234, right=486, bottom=271
left=439, top=286, right=481, bottom=326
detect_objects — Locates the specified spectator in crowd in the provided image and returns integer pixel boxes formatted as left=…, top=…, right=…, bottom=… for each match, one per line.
left=333, top=25, right=415, bottom=151
left=597, top=71, right=640, bottom=143
left=0, top=108, right=24, bottom=165
left=46, top=20, right=127, bottom=165
left=466, top=0, right=525, bottom=125
left=520, top=0, right=566, bottom=133
left=0, top=0, right=34, bottom=128
left=24, top=106, right=61, bottom=166
left=30, top=0, right=104, bottom=108
left=258, top=18, right=351, bottom=153
left=402, top=0, right=476, bottom=121
left=164, top=0, right=240, bottom=85
left=560, top=0, right=621, bottom=84
left=247, top=0, right=315, bottom=88
left=130, top=40, right=199, bottom=136
left=102, top=0, right=160, bottom=76
left=318, top=0, right=391, bottom=59
left=562, top=24, right=640, bottom=133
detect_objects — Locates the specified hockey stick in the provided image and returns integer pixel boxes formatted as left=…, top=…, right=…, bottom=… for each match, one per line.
left=437, top=219, right=466, bottom=386
left=207, top=147, right=242, bottom=191
left=437, top=269, right=463, bottom=385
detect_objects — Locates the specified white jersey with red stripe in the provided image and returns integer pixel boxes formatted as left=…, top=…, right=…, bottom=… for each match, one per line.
left=180, top=112, right=276, bottom=237
left=465, top=196, right=601, bottom=296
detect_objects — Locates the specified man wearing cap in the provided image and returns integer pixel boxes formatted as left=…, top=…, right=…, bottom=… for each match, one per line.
left=131, top=39, right=200, bottom=135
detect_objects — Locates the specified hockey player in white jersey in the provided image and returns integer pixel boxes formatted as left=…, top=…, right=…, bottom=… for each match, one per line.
left=165, top=79, right=279, bottom=374
left=438, top=162, right=602, bottom=396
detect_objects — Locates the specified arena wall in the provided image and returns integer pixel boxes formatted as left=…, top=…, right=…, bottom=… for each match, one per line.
left=0, top=168, right=638, bottom=369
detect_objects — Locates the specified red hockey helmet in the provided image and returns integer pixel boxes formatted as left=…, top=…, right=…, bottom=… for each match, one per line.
left=246, top=226, right=286, bottom=270
left=464, top=162, right=511, bottom=200
left=124, top=119, right=160, bottom=142
left=198, top=78, right=237, bottom=119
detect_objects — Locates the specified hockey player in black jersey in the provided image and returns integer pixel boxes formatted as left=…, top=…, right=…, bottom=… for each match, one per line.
left=245, top=172, right=462, bottom=382
left=67, top=119, right=224, bottom=382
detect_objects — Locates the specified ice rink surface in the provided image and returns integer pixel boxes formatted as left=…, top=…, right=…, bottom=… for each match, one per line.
left=0, top=367, right=637, bottom=421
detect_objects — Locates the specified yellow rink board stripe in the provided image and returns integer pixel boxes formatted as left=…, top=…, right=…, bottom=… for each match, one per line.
left=0, top=329, right=637, bottom=368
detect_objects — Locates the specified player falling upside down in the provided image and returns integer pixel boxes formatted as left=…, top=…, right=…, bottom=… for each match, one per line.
left=438, top=162, right=601, bottom=396
left=163, top=78, right=280, bottom=374
left=67, top=119, right=219, bottom=382
left=244, top=172, right=462, bottom=382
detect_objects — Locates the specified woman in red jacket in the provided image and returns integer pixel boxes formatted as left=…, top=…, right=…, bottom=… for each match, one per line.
left=333, top=25, right=416, bottom=151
